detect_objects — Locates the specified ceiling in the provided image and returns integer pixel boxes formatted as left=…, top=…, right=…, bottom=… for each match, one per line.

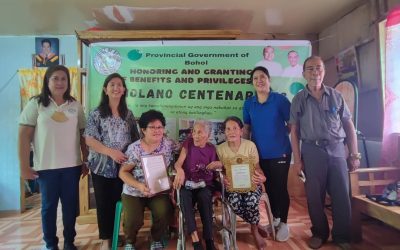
left=0, top=0, right=365, bottom=37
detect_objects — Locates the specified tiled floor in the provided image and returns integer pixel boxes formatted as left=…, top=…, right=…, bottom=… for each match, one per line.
left=0, top=194, right=400, bottom=250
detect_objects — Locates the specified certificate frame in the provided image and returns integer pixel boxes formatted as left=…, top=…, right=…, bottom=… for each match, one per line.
left=140, top=154, right=171, bottom=195
left=224, top=154, right=256, bottom=193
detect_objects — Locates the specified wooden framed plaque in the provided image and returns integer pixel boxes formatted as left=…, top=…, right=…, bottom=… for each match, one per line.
left=224, top=154, right=256, bottom=193
left=140, top=154, right=171, bottom=195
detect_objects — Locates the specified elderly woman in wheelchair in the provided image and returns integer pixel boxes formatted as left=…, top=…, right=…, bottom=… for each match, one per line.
left=173, top=120, right=220, bottom=250
left=210, top=116, right=267, bottom=250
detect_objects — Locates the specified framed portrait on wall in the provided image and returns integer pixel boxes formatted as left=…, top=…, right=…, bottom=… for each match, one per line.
left=34, top=37, right=59, bottom=67
left=335, top=46, right=360, bottom=88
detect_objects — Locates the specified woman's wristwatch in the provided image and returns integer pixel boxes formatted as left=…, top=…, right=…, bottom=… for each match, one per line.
left=349, top=152, right=362, bottom=160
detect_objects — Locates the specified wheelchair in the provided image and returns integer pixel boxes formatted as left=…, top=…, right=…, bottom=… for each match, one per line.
left=175, top=169, right=276, bottom=250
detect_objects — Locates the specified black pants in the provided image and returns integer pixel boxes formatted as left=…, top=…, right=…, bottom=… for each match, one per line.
left=91, top=173, right=123, bottom=239
left=180, top=186, right=214, bottom=240
left=260, top=155, right=291, bottom=223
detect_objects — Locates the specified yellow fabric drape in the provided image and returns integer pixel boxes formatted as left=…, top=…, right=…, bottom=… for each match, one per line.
left=18, top=67, right=81, bottom=109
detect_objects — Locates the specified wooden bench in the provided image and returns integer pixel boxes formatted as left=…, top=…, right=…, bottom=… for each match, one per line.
left=350, top=167, right=400, bottom=242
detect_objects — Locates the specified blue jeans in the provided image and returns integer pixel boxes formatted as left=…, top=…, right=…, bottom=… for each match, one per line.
left=37, top=166, right=81, bottom=248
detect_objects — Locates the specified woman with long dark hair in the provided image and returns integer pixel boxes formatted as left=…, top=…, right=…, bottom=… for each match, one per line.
left=18, top=65, right=88, bottom=250
left=84, top=73, right=139, bottom=249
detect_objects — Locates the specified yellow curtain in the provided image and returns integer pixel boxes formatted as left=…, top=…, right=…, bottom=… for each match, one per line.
left=18, top=67, right=81, bottom=109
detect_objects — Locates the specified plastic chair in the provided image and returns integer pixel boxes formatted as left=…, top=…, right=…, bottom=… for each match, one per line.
left=111, top=200, right=123, bottom=250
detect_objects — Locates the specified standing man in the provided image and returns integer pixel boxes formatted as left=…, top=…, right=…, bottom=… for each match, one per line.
left=255, top=46, right=283, bottom=76
left=289, top=56, right=360, bottom=249
left=281, top=50, right=303, bottom=78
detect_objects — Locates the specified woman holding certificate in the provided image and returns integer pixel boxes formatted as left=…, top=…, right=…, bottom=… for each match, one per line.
left=243, top=66, right=292, bottom=242
left=84, top=73, right=140, bottom=249
left=214, top=116, right=267, bottom=250
left=173, top=120, right=219, bottom=250
left=119, top=110, right=177, bottom=250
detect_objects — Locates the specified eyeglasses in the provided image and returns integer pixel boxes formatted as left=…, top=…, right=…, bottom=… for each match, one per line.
left=146, top=126, right=164, bottom=130
left=305, top=65, right=324, bottom=72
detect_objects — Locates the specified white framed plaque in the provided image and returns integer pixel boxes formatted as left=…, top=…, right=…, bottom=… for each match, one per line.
left=140, top=154, right=171, bottom=195
left=224, top=155, right=256, bottom=193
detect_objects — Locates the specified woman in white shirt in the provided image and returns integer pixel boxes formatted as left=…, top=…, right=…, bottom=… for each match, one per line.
left=18, top=65, right=88, bottom=250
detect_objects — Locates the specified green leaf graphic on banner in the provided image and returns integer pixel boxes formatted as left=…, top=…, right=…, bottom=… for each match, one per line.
left=290, top=82, right=305, bottom=95
left=128, top=49, right=142, bottom=61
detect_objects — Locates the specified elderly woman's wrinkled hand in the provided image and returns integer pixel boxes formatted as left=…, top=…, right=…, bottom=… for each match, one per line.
left=206, top=161, right=223, bottom=170
left=173, top=167, right=185, bottom=189
left=252, top=169, right=266, bottom=185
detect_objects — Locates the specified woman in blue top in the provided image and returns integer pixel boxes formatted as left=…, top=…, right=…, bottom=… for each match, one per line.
left=84, top=73, right=139, bottom=250
left=243, top=66, right=292, bottom=242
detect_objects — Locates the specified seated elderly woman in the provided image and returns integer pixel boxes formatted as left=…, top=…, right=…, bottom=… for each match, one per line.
left=209, top=116, right=267, bottom=250
left=119, top=110, right=178, bottom=250
left=173, top=120, right=219, bottom=250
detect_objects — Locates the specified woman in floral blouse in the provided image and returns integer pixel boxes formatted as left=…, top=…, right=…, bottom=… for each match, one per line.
left=84, top=73, right=139, bottom=250
left=119, top=110, right=178, bottom=250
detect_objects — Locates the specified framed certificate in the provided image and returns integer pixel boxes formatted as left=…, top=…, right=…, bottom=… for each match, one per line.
left=140, top=154, right=171, bottom=195
left=224, top=155, right=256, bottom=193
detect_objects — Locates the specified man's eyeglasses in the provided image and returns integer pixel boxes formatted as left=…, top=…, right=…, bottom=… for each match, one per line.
left=147, top=126, right=164, bottom=130
left=305, top=66, right=324, bottom=72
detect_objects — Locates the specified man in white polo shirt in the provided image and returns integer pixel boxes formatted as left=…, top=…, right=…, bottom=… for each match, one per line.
left=281, top=50, right=303, bottom=78
left=255, top=46, right=283, bottom=77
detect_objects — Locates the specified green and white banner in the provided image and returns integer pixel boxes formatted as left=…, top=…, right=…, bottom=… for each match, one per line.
left=88, top=40, right=311, bottom=142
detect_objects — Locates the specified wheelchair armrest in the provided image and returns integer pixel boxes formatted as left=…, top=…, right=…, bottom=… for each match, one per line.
left=214, top=168, right=227, bottom=200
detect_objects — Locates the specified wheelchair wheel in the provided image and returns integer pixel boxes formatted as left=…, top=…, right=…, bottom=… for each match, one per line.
left=221, top=228, right=231, bottom=250
left=220, top=201, right=238, bottom=250
left=176, top=189, right=186, bottom=250
left=222, top=201, right=232, bottom=229
left=176, top=208, right=185, bottom=250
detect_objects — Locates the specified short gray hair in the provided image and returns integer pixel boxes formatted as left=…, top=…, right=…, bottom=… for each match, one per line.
left=303, top=55, right=325, bottom=72
left=193, top=120, right=212, bottom=136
